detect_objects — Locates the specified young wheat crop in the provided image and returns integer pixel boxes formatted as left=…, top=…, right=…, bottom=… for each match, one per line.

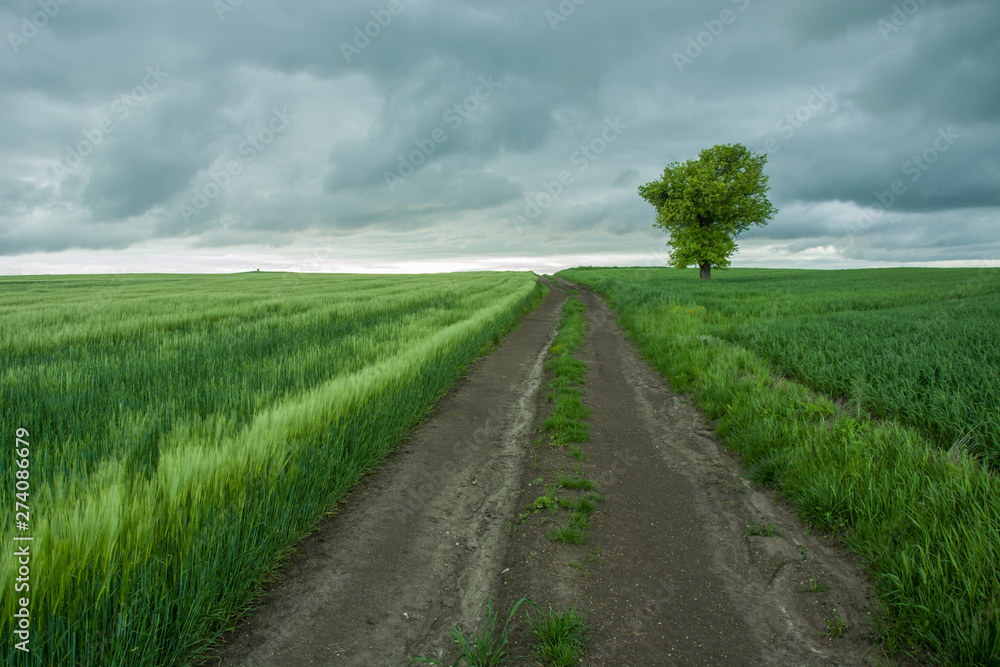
left=559, top=266, right=1000, bottom=666
left=0, top=271, right=539, bottom=666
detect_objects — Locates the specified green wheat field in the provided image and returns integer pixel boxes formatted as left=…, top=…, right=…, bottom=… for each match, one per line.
left=560, top=266, right=1000, bottom=664
left=2, top=267, right=999, bottom=665
left=0, top=271, right=539, bottom=666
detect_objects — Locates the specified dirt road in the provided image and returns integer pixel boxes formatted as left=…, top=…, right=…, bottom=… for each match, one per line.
left=204, top=280, right=885, bottom=666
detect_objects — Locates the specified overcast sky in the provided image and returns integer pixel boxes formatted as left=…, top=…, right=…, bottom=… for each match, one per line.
left=1, top=0, right=997, bottom=275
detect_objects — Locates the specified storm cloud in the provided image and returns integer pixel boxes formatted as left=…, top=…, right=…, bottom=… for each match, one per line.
left=1, top=0, right=997, bottom=273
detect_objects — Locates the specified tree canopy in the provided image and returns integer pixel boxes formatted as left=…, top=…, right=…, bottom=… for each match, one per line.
left=638, top=143, right=777, bottom=279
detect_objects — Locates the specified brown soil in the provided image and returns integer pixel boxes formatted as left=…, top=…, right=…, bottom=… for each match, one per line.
left=202, top=279, right=898, bottom=666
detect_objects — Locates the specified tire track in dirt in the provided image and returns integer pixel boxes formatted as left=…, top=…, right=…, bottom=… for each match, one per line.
left=498, top=279, right=890, bottom=665
left=202, top=287, right=565, bottom=666
left=205, top=278, right=893, bottom=666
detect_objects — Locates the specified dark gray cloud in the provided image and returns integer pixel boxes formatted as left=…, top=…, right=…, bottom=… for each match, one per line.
left=849, top=1, right=1000, bottom=123
left=780, top=0, right=899, bottom=42
left=1, top=0, right=997, bottom=271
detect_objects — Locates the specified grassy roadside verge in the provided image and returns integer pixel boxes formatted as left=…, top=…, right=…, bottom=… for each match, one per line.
left=559, top=269, right=1000, bottom=666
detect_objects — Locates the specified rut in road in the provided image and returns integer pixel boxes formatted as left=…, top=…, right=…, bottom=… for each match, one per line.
left=205, top=279, right=885, bottom=666
left=204, top=285, right=566, bottom=666
left=497, top=280, right=884, bottom=666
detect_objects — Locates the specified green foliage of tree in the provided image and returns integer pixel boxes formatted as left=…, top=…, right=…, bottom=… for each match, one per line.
left=638, top=143, right=777, bottom=279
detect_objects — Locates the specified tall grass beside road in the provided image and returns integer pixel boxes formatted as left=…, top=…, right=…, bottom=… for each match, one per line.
left=0, top=271, right=539, bottom=667
left=560, top=267, right=1000, bottom=665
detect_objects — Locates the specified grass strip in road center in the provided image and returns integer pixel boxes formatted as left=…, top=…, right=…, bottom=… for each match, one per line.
left=543, top=290, right=590, bottom=448
left=537, top=291, right=602, bottom=547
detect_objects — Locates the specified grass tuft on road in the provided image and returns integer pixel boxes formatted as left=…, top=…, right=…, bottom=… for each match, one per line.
left=411, top=599, right=590, bottom=667
left=409, top=598, right=530, bottom=667
left=528, top=605, right=590, bottom=667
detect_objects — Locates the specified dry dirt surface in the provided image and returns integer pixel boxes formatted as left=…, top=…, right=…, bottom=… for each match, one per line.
left=203, top=279, right=894, bottom=666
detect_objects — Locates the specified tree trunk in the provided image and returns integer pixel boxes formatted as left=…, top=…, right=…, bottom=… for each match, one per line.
left=699, top=261, right=711, bottom=280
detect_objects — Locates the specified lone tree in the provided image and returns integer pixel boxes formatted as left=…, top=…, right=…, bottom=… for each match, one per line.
left=638, top=143, right=777, bottom=280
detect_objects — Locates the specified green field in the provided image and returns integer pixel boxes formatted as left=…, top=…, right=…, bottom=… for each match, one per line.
left=567, top=267, right=1000, bottom=464
left=0, top=271, right=540, bottom=666
left=559, top=267, right=1000, bottom=665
